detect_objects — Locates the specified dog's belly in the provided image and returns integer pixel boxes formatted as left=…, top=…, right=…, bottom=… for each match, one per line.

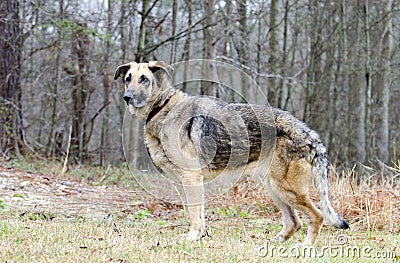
left=144, top=130, right=274, bottom=185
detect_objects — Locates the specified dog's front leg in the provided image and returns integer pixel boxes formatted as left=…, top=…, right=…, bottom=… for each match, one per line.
left=182, top=173, right=205, bottom=241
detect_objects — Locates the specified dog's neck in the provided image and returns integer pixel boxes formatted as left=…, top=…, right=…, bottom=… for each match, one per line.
left=145, top=88, right=181, bottom=124
left=146, top=96, right=171, bottom=124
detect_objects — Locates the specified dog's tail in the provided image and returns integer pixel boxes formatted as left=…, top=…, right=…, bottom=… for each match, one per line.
left=311, top=145, right=350, bottom=229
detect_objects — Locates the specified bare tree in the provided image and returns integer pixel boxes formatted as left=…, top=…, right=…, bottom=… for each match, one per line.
left=169, top=0, right=179, bottom=63
left=364, top=0, right=373, bottom=161
left=201, top=0, right=216, bottom=96
left=268, top=0, right=279, bottom=106
left=99, top=0, right=113, bottom=166
left=47, top=0, right=65, bottom=157
left=181, top=0, right=192, bottom=92
left=375, top=0, right=393, bottom=163
left=0, top=0, right=22, bottom=156
left=68, top=22, right=91, bottom=163
left=348, top=1, right=367, bottom=165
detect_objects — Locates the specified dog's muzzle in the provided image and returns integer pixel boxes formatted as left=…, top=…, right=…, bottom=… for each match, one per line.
left=124, top=86, right=135, bottom=105
left=123, top=92, right=147, bottom=107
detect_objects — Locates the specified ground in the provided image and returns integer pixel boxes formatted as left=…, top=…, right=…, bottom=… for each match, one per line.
left=0, top=164, right=399, bottom=262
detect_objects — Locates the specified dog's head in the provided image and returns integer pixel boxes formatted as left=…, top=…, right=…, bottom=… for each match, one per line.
left=114, top=61, right=174, bottom=116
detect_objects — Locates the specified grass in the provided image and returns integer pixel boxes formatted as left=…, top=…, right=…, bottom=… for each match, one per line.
left=0, top=211, right=398, bottom=262
left=0, top=200, right=5, bottom=209
left=1, top=156, right=399, bottom=262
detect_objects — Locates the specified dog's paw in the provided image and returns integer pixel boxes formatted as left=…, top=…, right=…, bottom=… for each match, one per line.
left=269, top=234, right=285, bottom=243
left=186, top=228, right=203, bottom=241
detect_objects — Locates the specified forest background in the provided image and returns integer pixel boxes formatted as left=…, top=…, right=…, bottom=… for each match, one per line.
left=1, top=0, right=399, bottom=176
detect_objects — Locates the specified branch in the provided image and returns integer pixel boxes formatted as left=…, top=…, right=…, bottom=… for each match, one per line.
left=139, top=17, right=221, bottom=58
left=85, top=101, right=111, bottom=146
left=23, top=42, right=59, bottom=60
left=136, top=0, right=163, bottom=38
left=216, top=56, right=305, bottom=84
left=154, top=11, right=170, bottom=30
left=90, top=102, right=111, bottom=124
left=143, top=0, right=162, bottom=21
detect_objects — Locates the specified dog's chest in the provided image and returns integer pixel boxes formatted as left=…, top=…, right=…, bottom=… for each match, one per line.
left=143, top=131, right=170, bottom=172
left=144, top=126, right=193, bottom=176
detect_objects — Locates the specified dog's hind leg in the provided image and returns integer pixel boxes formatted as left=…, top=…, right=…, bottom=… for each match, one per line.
left=264, top=176, right=303, bottom=242
left=182, top=173, right=205, bottom=241
left=287, top=196, right=323, bottom=245
left=270, top=159, right=323, bottom=245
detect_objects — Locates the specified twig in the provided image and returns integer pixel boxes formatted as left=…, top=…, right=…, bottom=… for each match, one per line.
left=100, top=164, right=111, bottom=183
left=61, top=125, right=73, bottom=176
left=138, top=17, right=215, bottom=58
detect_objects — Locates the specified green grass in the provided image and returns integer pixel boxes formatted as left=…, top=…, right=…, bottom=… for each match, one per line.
left=0, top=211, right=398, bottom=262
left=213, top=205, right=250, bottom=218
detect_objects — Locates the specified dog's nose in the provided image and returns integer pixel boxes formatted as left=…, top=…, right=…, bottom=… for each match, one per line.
left=124, top=96, right=132, bottom=105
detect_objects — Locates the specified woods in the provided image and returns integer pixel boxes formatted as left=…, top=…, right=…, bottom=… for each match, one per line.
left=0, top=0, right=399, bottom=172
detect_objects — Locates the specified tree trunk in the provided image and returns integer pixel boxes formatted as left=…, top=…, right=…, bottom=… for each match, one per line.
left=285, top=7, right=299, bottom=111
left=376, top=0, right=393, bottom=163
left=278, top=0, right=289, bottom=109
left=364, top=0, right=373, bottom=160
left=201, top=0, right=215, bottom=96
left=304, top=1, right=323, bottom=129
left=47, top=0, right=64, bottom=157
left=324, top=2, right=338, bottom=149
left=136, top=0, right=150, bottom=62
left=100, top=0, right=113, bottom=166
left=70, top=22, right=91, bottom=164
left=341, top=0, right=349, bottom=130
left=236, top=0, right=248, bottom=102
left=132, top=0, right=151, bottom=169
left=169, top=0, right=178, bottom=64
left=0, top=0, right=22, bottom=156
left=256, top=4, right=262, bottom=92
left=335, top=0, right=350, bottom=164
left=181, top=0, right=192, bottom=92
left=350, top=5, right=367, bottom=165
left=268, top=0, right=278, bottom=106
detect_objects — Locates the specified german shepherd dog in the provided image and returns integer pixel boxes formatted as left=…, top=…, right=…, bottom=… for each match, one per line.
left=114, top=61, right=349, bottom=245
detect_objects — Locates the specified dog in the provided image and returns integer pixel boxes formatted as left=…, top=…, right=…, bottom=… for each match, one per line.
left=114, top=61, right=349, bottom=245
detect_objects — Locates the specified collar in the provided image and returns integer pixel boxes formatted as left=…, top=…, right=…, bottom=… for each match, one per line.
left=146, top=97, right=171, bottom=124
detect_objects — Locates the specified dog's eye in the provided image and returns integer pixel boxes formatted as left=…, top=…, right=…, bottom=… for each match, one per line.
left=125, top=74, right=131, bottom=83
left=139, top=75, right=149, bottom=84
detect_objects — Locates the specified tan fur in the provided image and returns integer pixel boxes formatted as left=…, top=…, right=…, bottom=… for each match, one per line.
left=114, top=61, right=349, bottom=245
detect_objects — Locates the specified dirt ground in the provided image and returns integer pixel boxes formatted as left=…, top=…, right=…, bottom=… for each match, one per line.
left=0, top=166, right=187, bottom=220
left=0, top=164, right=267, bottom=222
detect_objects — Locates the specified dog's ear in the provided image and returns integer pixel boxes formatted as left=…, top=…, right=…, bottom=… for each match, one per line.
left=148, top=61, right=174, bottom=79
left=114, top=62, right=134, bottom=80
